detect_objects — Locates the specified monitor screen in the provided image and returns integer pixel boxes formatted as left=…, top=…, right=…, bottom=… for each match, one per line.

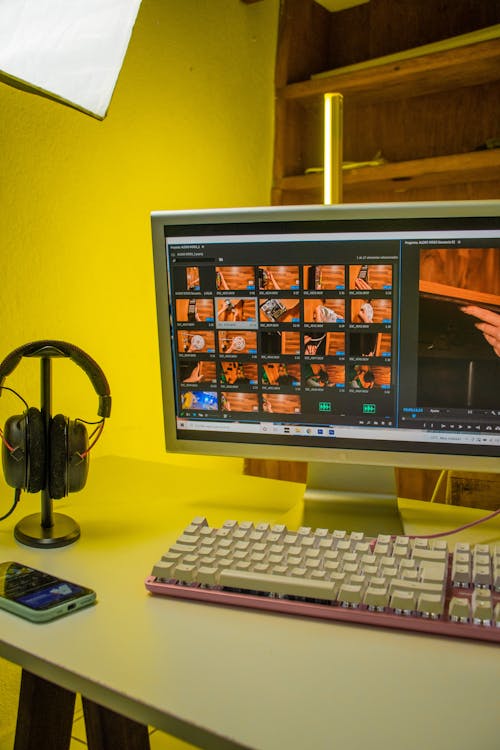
left=152, top=202, right=500, bottom=534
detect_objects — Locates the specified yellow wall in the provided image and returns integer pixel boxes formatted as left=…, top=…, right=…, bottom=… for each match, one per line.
left=0, top=0, right=279, bottom=742
left=0, top=0, right=278, bottom=461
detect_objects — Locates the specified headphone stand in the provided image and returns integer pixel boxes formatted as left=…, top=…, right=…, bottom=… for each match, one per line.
left=14, top=355, right=80, bottom=548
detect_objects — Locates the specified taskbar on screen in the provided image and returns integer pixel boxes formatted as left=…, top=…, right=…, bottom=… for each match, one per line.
left=175, top=417, right=500, bottom=449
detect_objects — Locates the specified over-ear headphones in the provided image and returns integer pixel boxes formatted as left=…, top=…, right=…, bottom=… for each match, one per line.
left=0, top=340, right=111, bottom=500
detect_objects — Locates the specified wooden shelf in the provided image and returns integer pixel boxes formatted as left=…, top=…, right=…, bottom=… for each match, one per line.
left=279, top=38, right=500, bottom=106
left=419, top=279, right=500, bottom=310
left=272, top=1, right=500, bottom=203
left=260, top=0, right=500, bottom=501
left=276, top=150, right=500, bottom=203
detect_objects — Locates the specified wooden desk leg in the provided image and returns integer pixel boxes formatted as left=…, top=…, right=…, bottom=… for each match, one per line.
left=82, top=697, right=151, bottom=750
left=14, top=669, right=76, bottom=750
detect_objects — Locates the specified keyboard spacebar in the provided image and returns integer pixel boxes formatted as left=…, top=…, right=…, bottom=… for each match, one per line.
left=219, top=569, right=337, bottom=601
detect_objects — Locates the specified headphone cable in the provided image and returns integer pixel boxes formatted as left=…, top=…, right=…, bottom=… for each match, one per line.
left=0, top=488, right=21, bottom=522
left=75, top=418, right=105, bottom=459
left=0, top=385, right=29, bottom=409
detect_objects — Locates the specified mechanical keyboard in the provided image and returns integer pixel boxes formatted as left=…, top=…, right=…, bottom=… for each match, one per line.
left=145, top=517, right=500, bottom=643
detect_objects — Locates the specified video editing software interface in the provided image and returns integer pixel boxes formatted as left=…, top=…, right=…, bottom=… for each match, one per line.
left=160, top=214, right=500, bottom=458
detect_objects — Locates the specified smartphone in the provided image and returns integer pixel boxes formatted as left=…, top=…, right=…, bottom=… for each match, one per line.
left=187, top=298, right=197, bottom=322
left=357, top=265, right=369, bottom=283
left=0, top=562, right=96, bottom=622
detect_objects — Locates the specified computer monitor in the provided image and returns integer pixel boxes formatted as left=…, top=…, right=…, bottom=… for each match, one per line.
left=151, top=201, right=500, bottom=535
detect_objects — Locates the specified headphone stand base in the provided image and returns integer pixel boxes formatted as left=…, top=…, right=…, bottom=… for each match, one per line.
left=14, top=513, right=80, bottom=548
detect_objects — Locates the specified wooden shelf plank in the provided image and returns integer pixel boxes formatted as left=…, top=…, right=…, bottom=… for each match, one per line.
left=277, top=149, right=500, bottom=195
left=419, top=280, right=500, bottom=310
left=279, top=39, right=500, bottom=105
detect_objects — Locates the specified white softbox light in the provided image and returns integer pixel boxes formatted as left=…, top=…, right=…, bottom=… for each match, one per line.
left=0, top=0, right=142, bottom=118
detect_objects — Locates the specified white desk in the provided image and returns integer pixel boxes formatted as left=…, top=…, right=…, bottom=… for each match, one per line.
left=1, top=456, right=499, bottom=750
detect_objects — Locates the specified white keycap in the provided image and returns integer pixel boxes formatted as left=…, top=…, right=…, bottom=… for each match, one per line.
left=452, top=562, right=471, bottom=587
left=324, top=561, right=341, bottom=574
left=389, top=579, right=443, bottom=596
left=337, top=540, right=352, bottom=553
left=376, top=534, right=392, bottom=545
left=324, top=550, right=340, bottom=562
left=162, top=550, right=183, bottom=563
left=350, top=532, right=365, bottom=543
left=197, top=566, right=218, bottom=585
left=390, top=589, right=416, bottom=613
left=419, top=561, right=447, bottom=583
left=190, top=516, right=208, bottom=528
left=413, top=538, right=429, bottom=550
left=432, top=540, right=448, bottom=553
left=152, top=560, right=176, bottom=579
left=338, top=583, right=363, bottom=606
left=494, top=603, right=500, bottom=627
left=342, top=562, right=359, bottom=575
left=395, top=536, right=410, bottom=546
left=474, top=544, right=490, bottom=556
left=220, top=569, right=338, bottom=601
left=493, top=564, right=500, bottom=591
left=412, top=548, right=447, bottom=563
left=199, top=526, right=215, bottom=538
left=380, top=556, right=396, bottom=568
left=399, top=558, right=417, bottom=571
left=253, top=563, right=270, bottom=574
left=198, top=539, right=216, bottom=551
left=401, top=569, right=419, bottom=582
left=240, top=521, right=255, bottom=532
left=449, top=597, right=470, bottom=622
left=304, top=548, right=320, bottom=560
left=381, top=566, right=398, bottom=581
left=234, top=559, right=252, bottom=570
left=255, top=523, right=270, bottom=533
left=313, top=528, right=329, bottom=539
left=199, top=555, right=216, bottom=566
left=170, top=542, right=197, bottom=554
left=332, top=530, right=347, bottom=543
left=297, top=527, right=312, bottom=537
left=271, top=564, right=288, bottom=576
left=183, top=524, right=203, bottom=537
left=473, top=563, right=491, bottom=587
left=417, top=593, right=444, bottom=617
left=363, top=586, right=389, bottom=609
left=472, top=591, right=493, bottom=623
left=174, top=563, right=197, bottom=583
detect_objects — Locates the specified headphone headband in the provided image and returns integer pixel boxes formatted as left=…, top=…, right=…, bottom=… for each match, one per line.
left=0, top=340, right=111, bottom=418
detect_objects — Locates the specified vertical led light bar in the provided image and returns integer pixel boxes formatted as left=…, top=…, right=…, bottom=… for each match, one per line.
left=323, top=93, right=343, bottom=204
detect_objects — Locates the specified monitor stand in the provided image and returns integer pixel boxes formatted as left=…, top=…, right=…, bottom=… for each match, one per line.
left=296, top=462, right=404, bottom=537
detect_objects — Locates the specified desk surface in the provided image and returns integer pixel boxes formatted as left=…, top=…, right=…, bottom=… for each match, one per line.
left=1, top=456, right=499, bottom=750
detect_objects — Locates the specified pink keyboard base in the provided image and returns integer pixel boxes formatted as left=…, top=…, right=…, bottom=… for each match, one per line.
left=145, top=576, right=500, bottom=644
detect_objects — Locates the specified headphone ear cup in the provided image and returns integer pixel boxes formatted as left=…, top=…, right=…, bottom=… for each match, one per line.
left=49, top=414, right=68, bottom=500
left=2, top=408, right=45, bottom=493
left=49, top=415, right=89, bottom=499
left=2, top=413, right=27, bottom=490
left=67, top=419, right=89, bottom=494
left=26, top=408, right=46, bottom=493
